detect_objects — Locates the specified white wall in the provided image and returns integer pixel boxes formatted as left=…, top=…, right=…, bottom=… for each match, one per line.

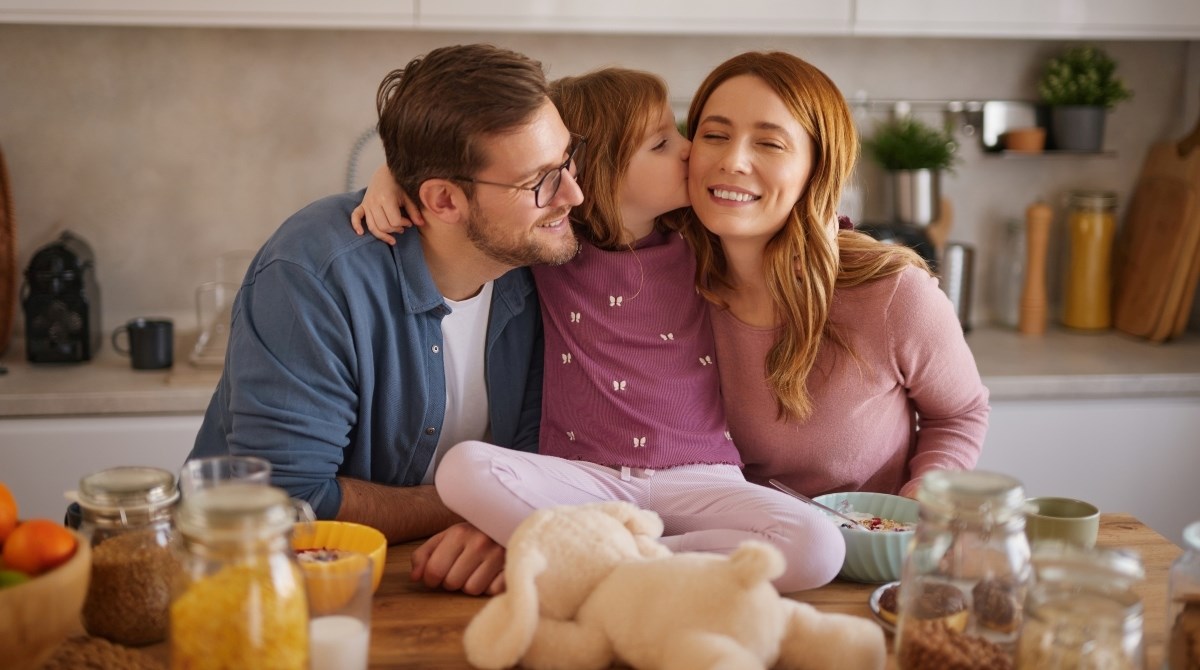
left=0, top=25, right=1195, bottom=333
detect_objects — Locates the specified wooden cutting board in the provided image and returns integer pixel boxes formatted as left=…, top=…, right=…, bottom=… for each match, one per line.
left=1113, top=118, right=1200, bottom=342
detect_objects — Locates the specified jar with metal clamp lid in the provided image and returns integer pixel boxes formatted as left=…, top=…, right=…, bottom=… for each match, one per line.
left=75, top=466, right=181, bottom=646
left=1018, top=542, right=1145, bottom=669
left=1168, top=521, right=1200, bottom=669
left=170, top=483, right=311, bottom=670
left=896, top=470, right=1032, bottom=670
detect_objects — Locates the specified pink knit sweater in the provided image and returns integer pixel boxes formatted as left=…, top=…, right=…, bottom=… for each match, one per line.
left=710, top=265, right=988, bottom=498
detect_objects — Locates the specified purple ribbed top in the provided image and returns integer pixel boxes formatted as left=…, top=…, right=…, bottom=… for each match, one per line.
left=532, top=230, right=740, bottom=469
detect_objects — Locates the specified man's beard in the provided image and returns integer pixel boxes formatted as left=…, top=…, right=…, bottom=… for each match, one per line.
left=465, top=200, right=581, bottom=267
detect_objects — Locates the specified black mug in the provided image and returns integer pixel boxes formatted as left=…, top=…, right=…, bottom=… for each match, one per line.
left=112, top=318, right=174, bottom=369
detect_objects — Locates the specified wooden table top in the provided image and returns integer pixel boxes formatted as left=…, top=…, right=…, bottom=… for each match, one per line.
left=362, top=513, right=1181, bottom=669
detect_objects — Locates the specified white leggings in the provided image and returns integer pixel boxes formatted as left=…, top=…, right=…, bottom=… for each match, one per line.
left=434, top=440, right=846, bottom=593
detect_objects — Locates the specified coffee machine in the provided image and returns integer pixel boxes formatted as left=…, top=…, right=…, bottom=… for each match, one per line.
left=21, top=231, right=102, bottom=363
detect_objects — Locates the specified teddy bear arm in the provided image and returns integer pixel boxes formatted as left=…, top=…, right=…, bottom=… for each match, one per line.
left=774, top=600, right=886, bottom=670
left=519, top=617, right=614, bottom=670
left=634, top=535, right=672, bottom=559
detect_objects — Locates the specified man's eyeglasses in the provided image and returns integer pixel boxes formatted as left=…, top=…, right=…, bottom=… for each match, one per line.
left=453, top=136, right=586, bottom=209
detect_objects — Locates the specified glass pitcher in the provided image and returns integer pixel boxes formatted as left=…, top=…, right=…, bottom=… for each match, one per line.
left=896, top=470, right=1031, bottom=669
left=170, top=484, right=311, bottom=669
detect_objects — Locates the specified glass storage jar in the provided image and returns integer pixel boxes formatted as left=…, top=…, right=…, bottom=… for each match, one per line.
left=1063, top=190, right=1117, bottom=331
left=1018, top=542, right=1145, bottom=669
left=75, top=466, right=181, bottom=646
left=896, top=470, right=1031, bottom=670
left=1168, top=521, right=1200, bottom=669
left=990, top=218, right=1026, bottom=329
left=171, top=483, right=310, bottom=670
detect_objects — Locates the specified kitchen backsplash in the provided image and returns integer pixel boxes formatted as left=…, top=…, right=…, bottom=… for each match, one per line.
left=1, top=24, right=1197, bottom=338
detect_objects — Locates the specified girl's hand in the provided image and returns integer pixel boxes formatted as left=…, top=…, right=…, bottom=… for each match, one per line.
left=350, top=164, right=424, bottom=246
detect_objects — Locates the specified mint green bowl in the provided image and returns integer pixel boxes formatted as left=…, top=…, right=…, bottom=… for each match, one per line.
left=813, top=492, right=919, bottom=584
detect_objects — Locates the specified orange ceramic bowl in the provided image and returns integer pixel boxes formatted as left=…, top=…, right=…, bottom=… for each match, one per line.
left=0, top=529, right=92, bottom=670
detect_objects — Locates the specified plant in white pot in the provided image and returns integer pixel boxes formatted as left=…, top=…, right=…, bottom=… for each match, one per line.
left=863, top=116, right=957, bottom=226
left=1037, top=45, right=1133, bottom=152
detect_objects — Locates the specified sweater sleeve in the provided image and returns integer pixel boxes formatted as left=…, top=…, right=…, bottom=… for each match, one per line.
left=886, top=267, right=990, bottom=498
left=223, top=259, right=358, bottom=519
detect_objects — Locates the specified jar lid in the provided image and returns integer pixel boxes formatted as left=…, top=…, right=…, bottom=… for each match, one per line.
left=1184, top=521, right=1200, bottom=551
left=77, top=466, right=179, bottom=514
left=918, top=470, right=1026, bottom=523
left=1067, top=190, right=1117, bottom=209
left=175, top=483, right=299, bottom=543
left=1033, top=542, right=1144, bottom=585
left=1030, top=542, right=1144, bottom=615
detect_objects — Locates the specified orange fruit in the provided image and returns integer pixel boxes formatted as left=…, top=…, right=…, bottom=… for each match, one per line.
left=1, top=519, right=78, bottom=576
left=0, top=482, right=17, bottom=544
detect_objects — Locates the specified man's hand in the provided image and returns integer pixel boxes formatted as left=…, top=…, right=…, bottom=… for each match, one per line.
left=410, top=522, right=506, bottom=596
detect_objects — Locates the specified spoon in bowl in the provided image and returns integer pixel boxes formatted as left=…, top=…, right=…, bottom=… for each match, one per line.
left=769, top=479, right=863, bottom=527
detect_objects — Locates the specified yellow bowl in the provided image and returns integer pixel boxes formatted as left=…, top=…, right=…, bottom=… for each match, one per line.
left=292, top=520, right=386, bottom=593
left=0, top=529, right=92, bottom=670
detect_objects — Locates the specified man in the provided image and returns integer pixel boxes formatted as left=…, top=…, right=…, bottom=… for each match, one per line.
left=191, top=44, right=583, bottom=595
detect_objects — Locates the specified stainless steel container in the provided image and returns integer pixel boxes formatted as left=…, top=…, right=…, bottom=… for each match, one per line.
left=893, top=169, right=941, bottom=226
left=940, top=242, right=975, bottom=332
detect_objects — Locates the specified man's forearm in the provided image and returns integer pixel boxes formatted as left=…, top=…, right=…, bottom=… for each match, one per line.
left=334, top=477, right=463, bottom=544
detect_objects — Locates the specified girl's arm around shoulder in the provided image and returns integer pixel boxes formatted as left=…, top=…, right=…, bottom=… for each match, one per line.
left=886, top=266, right=990, bottom=497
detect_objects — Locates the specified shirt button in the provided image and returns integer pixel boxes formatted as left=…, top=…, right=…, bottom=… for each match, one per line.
left=425, top=427, right=436, bottom=435
left=431, top=345, right=440, bottom=353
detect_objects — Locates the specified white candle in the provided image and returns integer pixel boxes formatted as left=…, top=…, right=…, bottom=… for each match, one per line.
left=310, top=615, right=370, bottom=670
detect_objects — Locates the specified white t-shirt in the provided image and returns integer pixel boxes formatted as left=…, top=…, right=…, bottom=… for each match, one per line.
left=421, top=281, right=494, bottom=484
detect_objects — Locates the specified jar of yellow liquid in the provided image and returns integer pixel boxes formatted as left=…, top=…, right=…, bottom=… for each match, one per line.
left=1063, top=191, right=1117, bottom=330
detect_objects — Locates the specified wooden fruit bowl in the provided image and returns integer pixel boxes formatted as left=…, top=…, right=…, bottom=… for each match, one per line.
left=0, top=529, right=91, bottom=670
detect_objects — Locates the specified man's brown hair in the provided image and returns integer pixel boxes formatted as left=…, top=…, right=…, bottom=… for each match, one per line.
left=376, top=44, right=549, bottom=203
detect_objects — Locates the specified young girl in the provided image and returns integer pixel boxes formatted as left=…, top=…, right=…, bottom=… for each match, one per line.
left=352, top=67, right=844, bottom=592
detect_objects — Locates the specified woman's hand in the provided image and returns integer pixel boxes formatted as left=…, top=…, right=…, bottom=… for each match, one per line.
left=350, top=164, right=424, bottom=246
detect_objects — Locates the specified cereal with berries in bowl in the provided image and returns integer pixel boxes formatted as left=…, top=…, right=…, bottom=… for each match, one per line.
left=841, top=512, right=915, bottom=533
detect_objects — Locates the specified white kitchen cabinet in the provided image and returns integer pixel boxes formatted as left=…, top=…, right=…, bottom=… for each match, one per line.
left=855, top=0, right=1200, bottom=39
left=978, top=396, right=1200, bottom=546
left=0, top=0, right=415, bottom=29
left=0, top=414, right=201, bottom=522
left=416, top=0, right=852, bottom=35
left=3, top=0, right=1199, bottom=38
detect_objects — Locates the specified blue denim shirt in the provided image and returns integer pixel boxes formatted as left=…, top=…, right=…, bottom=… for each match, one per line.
left=191, top=191, right=543, bottom=519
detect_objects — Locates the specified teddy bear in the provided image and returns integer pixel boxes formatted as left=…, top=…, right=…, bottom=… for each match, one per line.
left=462, top=501, right=886, bottom=670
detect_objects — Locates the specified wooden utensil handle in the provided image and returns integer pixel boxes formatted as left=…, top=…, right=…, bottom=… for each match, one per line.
left=1020, top=201, right=1054, bottom=335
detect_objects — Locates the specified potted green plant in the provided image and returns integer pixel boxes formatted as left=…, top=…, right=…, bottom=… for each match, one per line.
left=1037, top=45, right=1133, bottom=152
left=863, top=116, right=957, bottom=226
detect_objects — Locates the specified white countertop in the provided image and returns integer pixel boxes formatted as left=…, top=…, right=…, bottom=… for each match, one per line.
left=2, top=325, right=1199, bottom=418
left=0, top=336, right=222, bottom=418
left=968, top=325, right=1200, bottom=400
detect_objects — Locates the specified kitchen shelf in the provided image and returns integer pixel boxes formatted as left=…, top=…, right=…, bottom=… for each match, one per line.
left=985, top=150, right=1118, bottom=158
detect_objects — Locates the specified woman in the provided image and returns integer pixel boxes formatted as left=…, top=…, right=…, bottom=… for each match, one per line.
left=681, top=51, right=988, bottom=500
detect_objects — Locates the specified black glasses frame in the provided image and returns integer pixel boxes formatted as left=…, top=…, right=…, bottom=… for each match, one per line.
left=453, top=135, right=586, bottom=208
